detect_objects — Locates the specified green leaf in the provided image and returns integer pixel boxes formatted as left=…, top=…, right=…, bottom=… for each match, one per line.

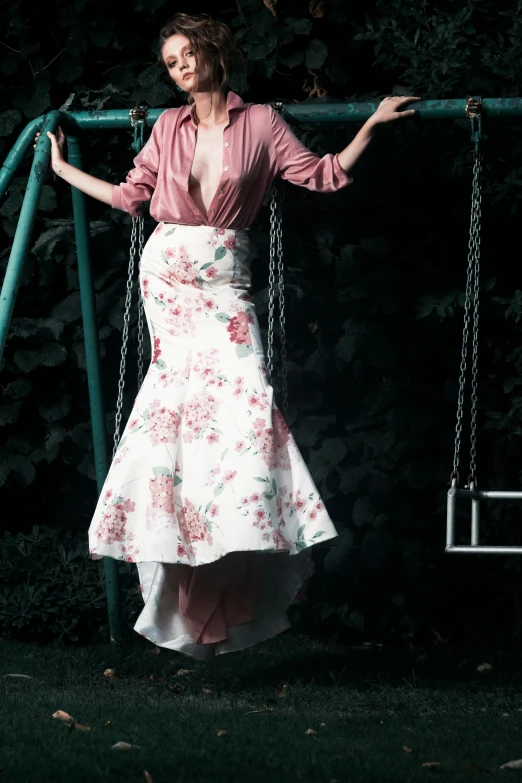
left=305, top=39, right=328, bottom=70
left=236, top=343, right=253, bottom=359
left=37, top=186, right=56, bottom=213
left=6, top=455, right=35, bottom=487
left=0, top=109, right=21, bottom=137
left=152, top=466, right=172, bottom=477
left=37, top=395, right=72, bottom=422
left=155, top=359, right=167, bottom=369
left=278, top=50, right=304, bottom=68
left=297, top=524, right=306, bottom=539
left=200, top=262, right=215, bottom=270
left=214, top=482, right=224, bottom=497
left=214, top=246, right=227, bottom=261
left=0, top=189, right=23, bottom=218
left=272, top=478, right=277, bottom=495
left=215, top=313, right=231, bottom=323
left=39, top=342, right=67, bottom=367
left=254, top=477, right=268, bottom=482
left=13, top=349, right=40, bottom=373
left=0, top=404, right=21, bottom=426
left=291, top=19, right=313, bottom=35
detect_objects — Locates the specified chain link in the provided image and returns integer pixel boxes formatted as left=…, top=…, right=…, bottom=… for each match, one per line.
left=267, top=180, right=289, bottom=418
left=113, top=113, right=146, bottom=459
left=452, top=114, right=482, bottom=485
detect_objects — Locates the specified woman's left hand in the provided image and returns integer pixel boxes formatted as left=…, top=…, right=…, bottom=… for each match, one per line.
left=370, top=95, right=421, bottom=125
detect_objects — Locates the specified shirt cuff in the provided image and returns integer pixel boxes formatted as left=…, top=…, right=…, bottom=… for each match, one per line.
left=111, top=185, right=123, bottom=211
left=333, top=153, right=354, bottom=188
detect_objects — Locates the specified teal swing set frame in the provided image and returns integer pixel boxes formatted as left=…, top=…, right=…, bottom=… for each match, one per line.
left=0, top=96, right=521, bottom=645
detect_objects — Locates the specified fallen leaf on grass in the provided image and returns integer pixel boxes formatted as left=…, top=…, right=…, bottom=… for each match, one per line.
left=144, top=771, right=153, bottom=782
left=477, top=662, right=492, bottom=673
left=245, top=709, right=277, bottom=716
left=72, top=723, right=91, bottom=732
left=104, top=721, right=112, bottom=729
left=421, top=762, right=441, bottom=767
left=52, top=710, right=74, bottom=724
left=174, top=668, right=193, bottom=677
left=1, top=674, right=33, bottom=679
left=217, top=730, right=228, bottom=736
left=305, top=728, right=317, bottom=735
left=111, top=742, right=140, bottom=751
left=500, top=759, right=522, bottom=769
left=403, top=746, right=413, bottom=753
left=104, top=668, right=116, bottom=678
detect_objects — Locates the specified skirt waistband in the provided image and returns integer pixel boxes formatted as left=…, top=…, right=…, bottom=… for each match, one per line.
left=159, top=222, right=251, bottom=232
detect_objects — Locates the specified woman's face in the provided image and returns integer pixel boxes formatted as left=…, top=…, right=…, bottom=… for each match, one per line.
left=162, top=33, right=210, bottom=93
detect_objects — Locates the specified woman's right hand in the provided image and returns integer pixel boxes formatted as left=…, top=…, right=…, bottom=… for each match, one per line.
left=33, top=126, right=66, bottom=173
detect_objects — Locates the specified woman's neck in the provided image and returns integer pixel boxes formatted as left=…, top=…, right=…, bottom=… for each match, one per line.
left=191, top=89, right=228, bottom=128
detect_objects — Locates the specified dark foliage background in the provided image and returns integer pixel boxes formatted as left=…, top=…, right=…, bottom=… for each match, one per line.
left=2, top=0, right=522, bottom=645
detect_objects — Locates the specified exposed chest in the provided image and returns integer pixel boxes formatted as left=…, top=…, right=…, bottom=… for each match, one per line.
left=188, top=122, right=228, bottom=193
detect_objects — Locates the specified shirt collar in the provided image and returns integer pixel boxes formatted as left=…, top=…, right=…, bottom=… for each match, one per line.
left=179, top=89, right=246, bottom=127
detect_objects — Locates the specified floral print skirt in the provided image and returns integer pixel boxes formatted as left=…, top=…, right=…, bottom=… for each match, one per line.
left=88, top=222, right=339, bottom=660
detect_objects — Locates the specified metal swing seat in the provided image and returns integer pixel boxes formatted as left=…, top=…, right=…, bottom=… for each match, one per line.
left=113, top=104, right=289, bottom=462
left=447, top=98, right=522, bottom=555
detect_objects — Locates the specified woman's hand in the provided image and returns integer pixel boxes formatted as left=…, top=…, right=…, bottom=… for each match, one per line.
left=33, top=126, right=66, bottom=173
left=370, top=95, right=421, bottom=125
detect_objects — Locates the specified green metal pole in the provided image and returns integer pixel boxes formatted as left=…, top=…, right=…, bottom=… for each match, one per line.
left=0, top=111, right=60, bottom=358
left=67, top=134, right=123, bottom=646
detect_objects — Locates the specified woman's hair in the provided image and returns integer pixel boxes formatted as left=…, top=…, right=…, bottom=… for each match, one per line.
left=157, top=12, right=244, bottom=105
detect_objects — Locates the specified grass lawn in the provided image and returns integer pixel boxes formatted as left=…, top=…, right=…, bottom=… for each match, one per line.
left=1, top=629, right=522, bottom=782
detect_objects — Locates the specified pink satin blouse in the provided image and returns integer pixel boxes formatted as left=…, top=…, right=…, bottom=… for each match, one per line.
left=112, top=89, right=353, bottom=230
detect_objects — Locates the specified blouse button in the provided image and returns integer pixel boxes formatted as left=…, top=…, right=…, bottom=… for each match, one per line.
left=210, top=209, right=215, bottom=214
left=225, top=142, right=230, bottom=147
left=224, top=166, right=229, bottom=172
left=219, top=189, right=224, bottom=194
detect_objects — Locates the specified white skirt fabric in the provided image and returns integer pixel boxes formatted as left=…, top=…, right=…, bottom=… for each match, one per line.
left=87, top=222, right=339, bottom=659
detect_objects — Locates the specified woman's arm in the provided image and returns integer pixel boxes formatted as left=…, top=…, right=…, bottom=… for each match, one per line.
left=336, top=95, right=421, bottom=174
left=54, top=160, right=114, bottom=206
left=38, top=111, right=169, bottom=215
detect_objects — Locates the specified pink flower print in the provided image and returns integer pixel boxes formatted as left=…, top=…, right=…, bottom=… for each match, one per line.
left=235, top=440, right=245, bottom=452
left=155, top=223, right=163, bottom=233
left=100, top=505, right=128, bottom=545
left=142, top=277, right=150, bottom=299
left=234, top=376, right=244, bottom=386
left=308, top=509, right=318, bottom=521
left=149, top=475, right=174, bottom=514
left=104, top=489, right=113, bottom=500
left=253, top=417, right=265, bottom=429
left=129, top=418, right=139, bottom=429
left=207, top=432, right=220, bottom=445
left=183, top=392, right=220, bottom=438
left=210, top=504, right=219, bottom=517
left=224, top=235, right=236, bottom=250
left=226, top=312, right=254, bottom=346
left=250, top=491, right=261, bottom=503
left=147, top=398, right=181, bottom=446
left=217, top=228, right=225, bottom=235
left=205, top=266, right=218, bottom=278
left=255, top=509, right=266, bottom=521
left=164, top=247, right=175, bottom=259
left=152, top=335, right=161, bottom=364
left=233, top=384, right=243, bottom=397
left=177, top=544, right=188, bottom=558
left=177, top=499, right=208, bottom=543
left=315, top=501, right=324, bottom=511
left=249, top=394, right=260, bottom=407
left=254, top=426, right=275, bottom=469
left=211, top=235, right=218, bottom=246
left=204, top=297, right=216, bottom=310
left=223, top=470, right=237, bottom=483
left=272, top=529, right=291, bottom=551
left=175, top=461, right=181, bottom=473
left=295, top=494, right=306, bottom=512
left=240, top=496, right=249, bottom=505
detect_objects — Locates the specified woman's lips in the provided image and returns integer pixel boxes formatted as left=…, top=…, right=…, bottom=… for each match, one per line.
left=183, top=72, right=193, bottom=79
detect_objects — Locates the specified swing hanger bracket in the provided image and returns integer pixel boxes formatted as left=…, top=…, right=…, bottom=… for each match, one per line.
left=465, top=97, right=482, bottom=157
left=129, top=103, right=147, bottom=127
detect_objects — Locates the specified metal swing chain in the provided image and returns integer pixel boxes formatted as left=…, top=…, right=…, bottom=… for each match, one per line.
left=112, top=108, right=146, bottom=459
left=452, top=99, right=482, bottom=487
left=267, top=179, right=289, bottom=418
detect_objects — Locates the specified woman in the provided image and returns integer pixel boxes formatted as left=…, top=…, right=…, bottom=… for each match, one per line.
left=37, top=13, right=419, bottom=660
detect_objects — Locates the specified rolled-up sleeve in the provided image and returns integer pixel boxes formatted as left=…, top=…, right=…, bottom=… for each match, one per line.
left=111, top=112, right=166, bottom=217
left=269, top=105, right=353, bottom=192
